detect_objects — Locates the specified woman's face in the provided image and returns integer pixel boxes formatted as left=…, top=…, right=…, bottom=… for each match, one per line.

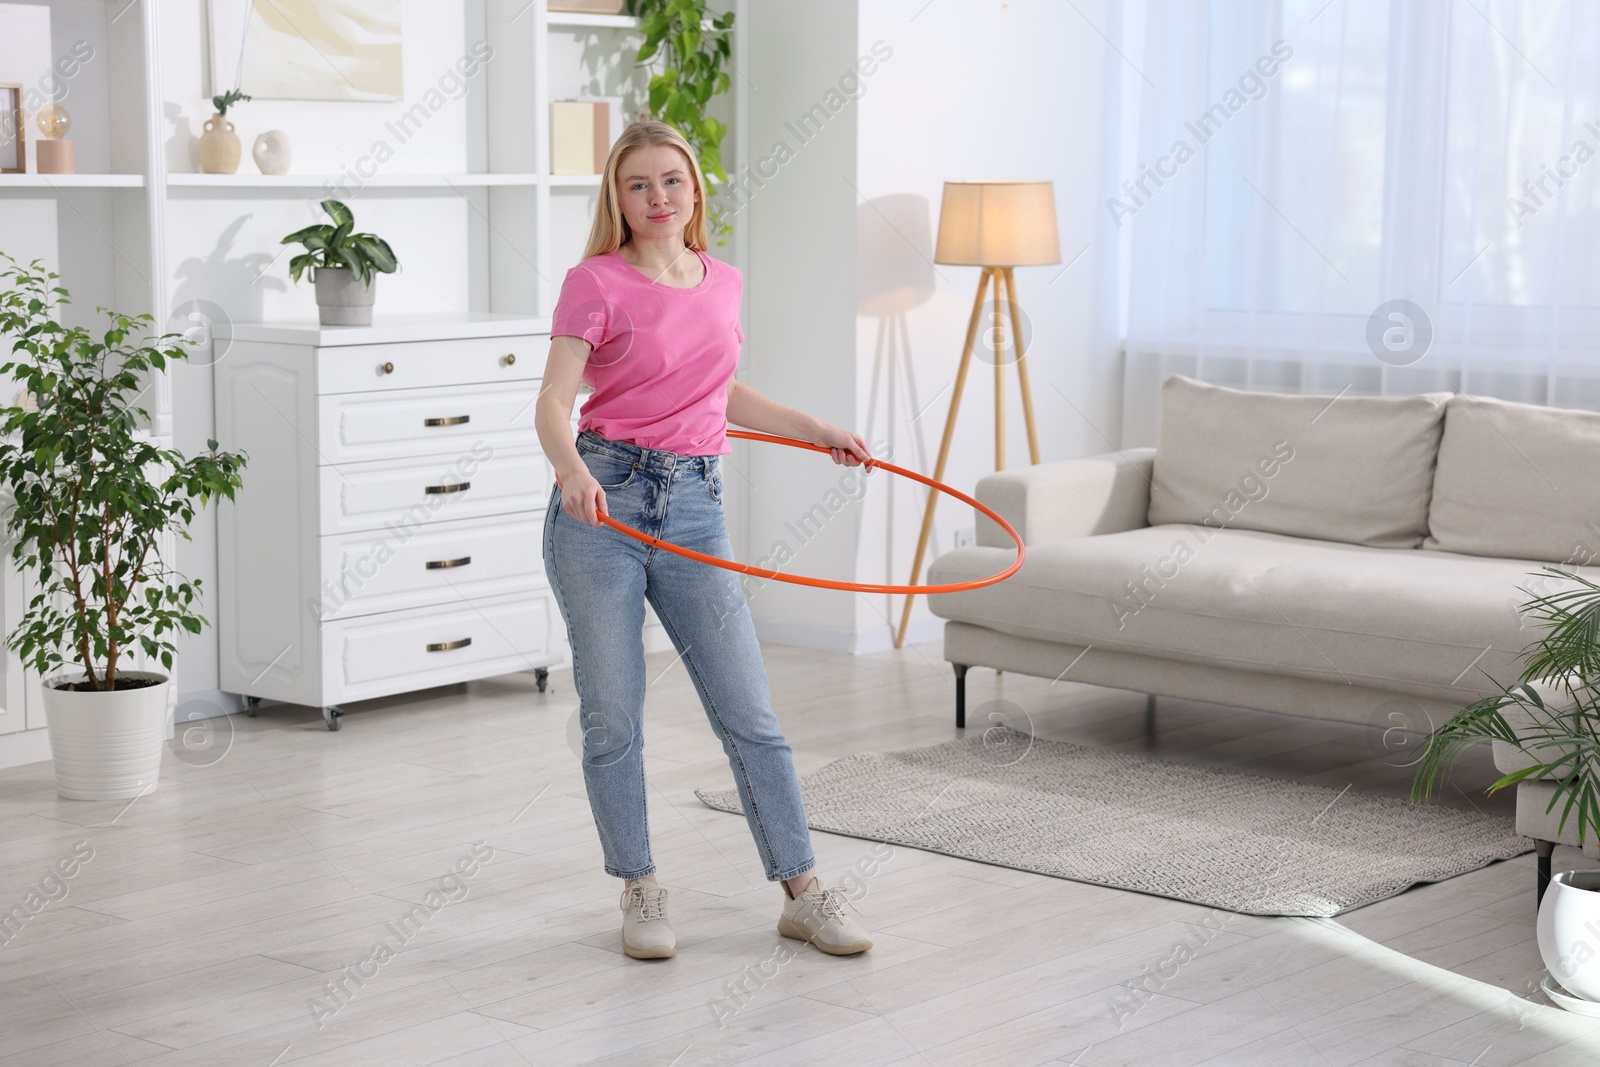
left=617, top=143, right=698, bottom=240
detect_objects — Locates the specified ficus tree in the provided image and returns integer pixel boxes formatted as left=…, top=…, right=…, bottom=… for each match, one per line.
left=0, top=254, right=248, bottom=690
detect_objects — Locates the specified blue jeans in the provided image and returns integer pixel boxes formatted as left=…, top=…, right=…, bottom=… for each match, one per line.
left=543, top=429, right=817, bottom=883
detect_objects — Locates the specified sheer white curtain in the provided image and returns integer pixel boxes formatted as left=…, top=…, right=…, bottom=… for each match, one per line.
left=1121, top=0, right=1600, bottom=446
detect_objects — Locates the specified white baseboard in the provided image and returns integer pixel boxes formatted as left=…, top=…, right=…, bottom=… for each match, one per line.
left=0, top=621, right=944, bottom=771
left=0, top=728, right=53, bottom=772
left=751, top=616, right=945, bottom=655
left=0, top=687, right=244, bottom=772
left=642, top=618, right=675, bottom=655
left=853, top=616, right=944, bottom=654
left=173, top=688, right=245, bottom=719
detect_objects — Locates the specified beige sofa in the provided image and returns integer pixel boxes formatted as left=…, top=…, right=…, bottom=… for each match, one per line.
left=928, top=374, right=1600, bottom=897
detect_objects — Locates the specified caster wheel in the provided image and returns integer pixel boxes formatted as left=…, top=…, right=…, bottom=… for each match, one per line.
left=322, top=706, right=343, bottom=732
left=535, top=667, right=549, bottom=693
left=244, top=696, right=261, bottom=718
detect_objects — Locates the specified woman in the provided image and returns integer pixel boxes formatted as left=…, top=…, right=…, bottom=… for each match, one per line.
left=536, top=120, right=874, bottom=961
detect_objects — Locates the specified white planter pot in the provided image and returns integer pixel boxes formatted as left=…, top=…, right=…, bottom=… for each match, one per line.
left=42, top=670, right=171, bottom=801
left=1539, top=868, right=1600, bottom=1002
left=313, top=266, right=377, bottom=326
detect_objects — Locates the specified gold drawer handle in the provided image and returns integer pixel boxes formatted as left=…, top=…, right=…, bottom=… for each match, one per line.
left=426, top=555, right=471, bottom=569
left=427, top=636, right=472, bottom=652
left=424, top=481, right=470, bottom=495
left=503, top=353, right=516, bottom=366
left=381, top=361, right=395, bottom=374
left=424, top=415, right=471, bottom=427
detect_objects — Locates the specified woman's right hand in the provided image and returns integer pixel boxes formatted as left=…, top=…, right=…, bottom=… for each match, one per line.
left=558, top=467, right=610, bottom=526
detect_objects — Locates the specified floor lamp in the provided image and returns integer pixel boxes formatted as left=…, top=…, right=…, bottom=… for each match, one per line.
left=893, top=180, right=1060, bottom=649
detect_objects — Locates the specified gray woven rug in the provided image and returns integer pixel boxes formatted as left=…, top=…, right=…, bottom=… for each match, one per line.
left=694, top=727, right=1531, bottom=917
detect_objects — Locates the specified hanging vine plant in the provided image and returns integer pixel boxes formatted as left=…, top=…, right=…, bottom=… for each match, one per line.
left=624, top=0, right=737, bottom=245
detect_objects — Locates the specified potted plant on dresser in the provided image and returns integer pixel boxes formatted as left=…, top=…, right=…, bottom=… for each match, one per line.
left=282, top=198, right=399, bottom=326
left=0, top=253, right=248, bottom=800
left=1413, top=566, right=1600, bottom=1009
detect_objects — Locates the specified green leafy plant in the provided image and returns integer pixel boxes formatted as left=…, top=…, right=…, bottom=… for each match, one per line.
left=625, top=0, right=736, bottom=245
left=1413, top=566, right=1600, bottom=843
left=281, top=199, right=399, bottom=285
left=212, top=88, right=251, bottom=116
left=0, top=254, right=248, bottom=691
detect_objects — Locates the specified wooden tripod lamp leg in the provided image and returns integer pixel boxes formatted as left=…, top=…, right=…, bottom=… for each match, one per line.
left=893, top=268, right=992, bottom=649
left=993, top=270, right=1005, bottom=472
left=1003, top=267, right=1041, bottom=465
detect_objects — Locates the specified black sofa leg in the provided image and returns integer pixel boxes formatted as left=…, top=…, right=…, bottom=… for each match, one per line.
left=1145, top=694, right=1157, bottom=742
left=1537, top=839, right=1555, bottom=907
left=954, top=663, right=968, bottom=729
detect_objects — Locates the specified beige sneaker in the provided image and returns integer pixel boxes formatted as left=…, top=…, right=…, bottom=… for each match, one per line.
left=620, top=881, right=676, bottom=959
left=777, top=874, right=872, bottom=955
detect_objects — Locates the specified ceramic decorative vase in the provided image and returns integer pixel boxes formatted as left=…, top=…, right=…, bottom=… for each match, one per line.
left=198, top=112, right=241, bottom=174
left=1539, top=868, right=1600, bottom=1003
left=313, top=266, right=377, bottom=326
left=252, top=130, right=291, bottom=175
left=41, top=670, right=171, bottom=800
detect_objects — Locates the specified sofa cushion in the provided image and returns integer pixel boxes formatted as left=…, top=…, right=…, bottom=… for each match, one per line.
left=1425, top=394, right=1600, bottom=564
left=927, top=526, right=1547, bottom=703
left=1146, top=375, right=1450, bottom=549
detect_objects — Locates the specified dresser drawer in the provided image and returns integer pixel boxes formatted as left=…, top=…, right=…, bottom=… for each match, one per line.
left=318, top=380, right=540, bottom=464
left=316, top=511, right=548, bottom=620
left=319, top=446, right=550, bottom=536
left=317, top=334, right=542, bottom=395
left=324, top=590, right=559, bottom=704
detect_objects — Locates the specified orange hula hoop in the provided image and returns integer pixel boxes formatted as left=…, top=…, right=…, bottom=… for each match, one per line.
left=552, top=429, right=1026, bottom=595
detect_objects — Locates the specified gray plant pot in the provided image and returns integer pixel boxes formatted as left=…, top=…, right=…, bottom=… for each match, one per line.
left=313, top=265, right=377, bottom=326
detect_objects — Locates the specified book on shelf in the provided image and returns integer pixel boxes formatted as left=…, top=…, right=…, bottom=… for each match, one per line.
left=551, top=97, right=623, bottom=175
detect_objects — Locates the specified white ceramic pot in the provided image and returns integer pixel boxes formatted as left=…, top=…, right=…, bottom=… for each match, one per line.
left=252, top=130, right=292, bottom=175
left=42, top=670, right=171, bottom=801
left=313, top=265, right=377, bottom=326
left=1539, top=868, right=1600, bottom=1002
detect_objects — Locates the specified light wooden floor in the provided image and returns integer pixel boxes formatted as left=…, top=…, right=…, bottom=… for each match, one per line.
left=4, top=640, right=1600, bottom=1066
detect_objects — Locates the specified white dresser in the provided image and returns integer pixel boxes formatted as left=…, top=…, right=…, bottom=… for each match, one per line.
left=213, top=315, right=566, bottom=730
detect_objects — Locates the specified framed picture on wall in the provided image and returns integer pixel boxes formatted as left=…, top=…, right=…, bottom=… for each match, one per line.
left=0, top=85, right=24, bottom=174
left=208, top=0, right=403, bottom=102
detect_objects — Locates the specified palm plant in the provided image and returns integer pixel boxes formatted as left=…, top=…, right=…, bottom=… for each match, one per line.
left=1412, top=566, right=1600, bottom=844
left=282, top=199, right=398, bottom=285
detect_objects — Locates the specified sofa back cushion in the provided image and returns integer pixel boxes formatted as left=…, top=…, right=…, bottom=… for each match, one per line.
left=1425, top=394, right=1600, bottom=563
left=1147, top=375, right=1450, bottom=549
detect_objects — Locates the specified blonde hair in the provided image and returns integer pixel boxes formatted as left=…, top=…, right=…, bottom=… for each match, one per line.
left=580, top=120, right=710, bottom=262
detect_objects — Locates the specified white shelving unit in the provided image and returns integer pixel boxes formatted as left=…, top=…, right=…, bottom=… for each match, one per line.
left=166, top=173, right=544, bottom=189
left=0, top=0, right=663, bottom=420
left=0, top=173, right=147, bottom=187
left=0, top=0, right=170, bottom=757
left=0, top=0, right=735, bottom=756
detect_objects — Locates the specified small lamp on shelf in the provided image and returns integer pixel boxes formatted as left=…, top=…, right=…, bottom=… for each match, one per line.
left=35, top=104, right=74, bottom=175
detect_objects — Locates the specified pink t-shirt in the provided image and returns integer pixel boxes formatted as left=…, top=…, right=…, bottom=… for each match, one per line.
left=550, top=247, right=744, bottom=456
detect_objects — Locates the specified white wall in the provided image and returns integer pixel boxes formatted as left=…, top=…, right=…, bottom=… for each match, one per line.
left=739, top=0, right=864, bottom=649
left=741, top=0, right=1126, bottom=653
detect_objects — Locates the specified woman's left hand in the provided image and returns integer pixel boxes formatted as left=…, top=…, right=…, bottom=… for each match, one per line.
left=812, top=424, right=873, bottom=467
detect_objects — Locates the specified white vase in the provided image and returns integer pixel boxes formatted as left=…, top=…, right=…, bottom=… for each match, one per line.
left=42, top=670, right=171, bottom=801
left=1539, top=868, right=1600, bottom=1002
left=252, top=130, right=292, bottom=175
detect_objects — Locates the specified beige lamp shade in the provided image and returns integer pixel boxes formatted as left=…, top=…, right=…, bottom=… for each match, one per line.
left=934, top=180, right=1061, bottom=266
